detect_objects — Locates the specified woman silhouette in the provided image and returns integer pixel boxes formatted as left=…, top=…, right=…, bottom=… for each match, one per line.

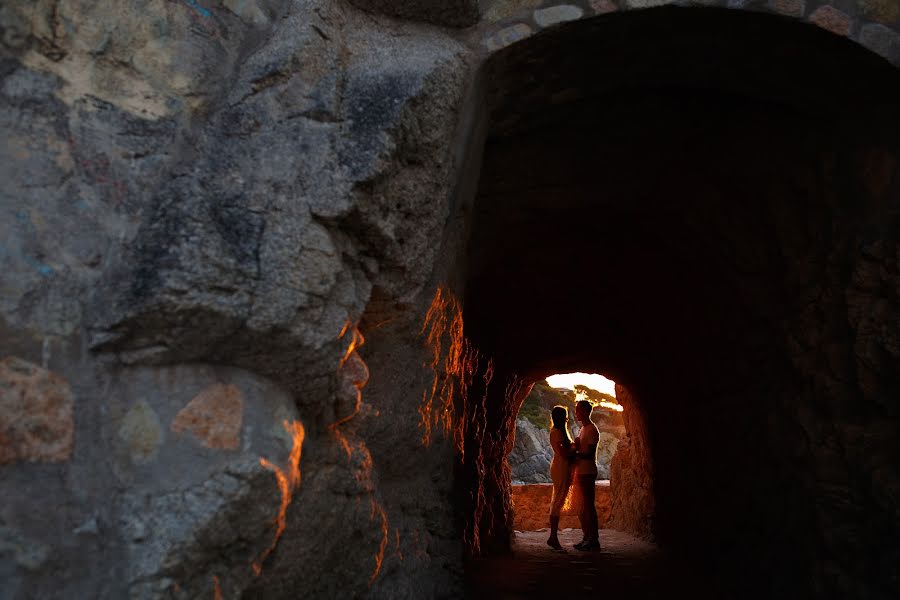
left=547, top=405, right=579, bottom=549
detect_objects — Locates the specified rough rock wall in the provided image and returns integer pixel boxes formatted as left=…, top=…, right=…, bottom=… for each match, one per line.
left=1, top=1, right=477, bottom=597
left=349, top=0, right=480, bottom=27
left=607, top=384, right=654, bottom=540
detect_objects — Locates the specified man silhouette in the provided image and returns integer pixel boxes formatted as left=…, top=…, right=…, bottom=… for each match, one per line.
left=573, top=399, right=601, bottom=550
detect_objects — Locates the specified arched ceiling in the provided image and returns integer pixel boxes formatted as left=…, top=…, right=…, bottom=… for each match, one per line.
left=463, top=8, right=900, bottom=390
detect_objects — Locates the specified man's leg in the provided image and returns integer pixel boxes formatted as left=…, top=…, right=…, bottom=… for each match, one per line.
left=574, top=475, right=592, bottom=547
left=580, top=475, right=599, bottom=544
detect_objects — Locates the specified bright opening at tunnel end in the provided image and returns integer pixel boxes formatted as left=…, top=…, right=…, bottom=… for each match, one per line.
left=545, top=372, right=623, bottom=412
left=545, top=373, right=616, bottom=397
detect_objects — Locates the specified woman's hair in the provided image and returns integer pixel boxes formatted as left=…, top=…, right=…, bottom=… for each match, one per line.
left=551, top=405, right=572, bottom=443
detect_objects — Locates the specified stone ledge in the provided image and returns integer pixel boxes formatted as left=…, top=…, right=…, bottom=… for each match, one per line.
left=512, top=482, right=612, bottom=531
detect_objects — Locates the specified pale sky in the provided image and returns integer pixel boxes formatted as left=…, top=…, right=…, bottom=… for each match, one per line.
left=545, top=372, right=616, bottom=397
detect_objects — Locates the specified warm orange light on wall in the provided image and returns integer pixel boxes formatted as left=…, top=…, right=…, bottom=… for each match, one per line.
left=252, top=420, right=305, bottom=576
left=339, top=320, right=365, bottom=368
left=369, top=499, right=389, bottom=585
left=419, top=285, right=476, bottom=453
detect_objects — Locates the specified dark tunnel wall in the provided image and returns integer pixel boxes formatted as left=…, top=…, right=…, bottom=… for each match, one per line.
left=458, top=8, right=900, bottom=599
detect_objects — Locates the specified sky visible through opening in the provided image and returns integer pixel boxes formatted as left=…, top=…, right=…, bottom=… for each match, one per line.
left=545, top=372, right=616, bottom=397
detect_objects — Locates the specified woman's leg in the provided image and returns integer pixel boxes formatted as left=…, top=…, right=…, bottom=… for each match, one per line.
left=547, top=515, right=561, bottom=548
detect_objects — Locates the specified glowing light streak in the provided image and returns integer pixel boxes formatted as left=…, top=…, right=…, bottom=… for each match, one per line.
left=338, top=319, right=351, bottom=340
left=331, top=319, right=367, bottom=457
left=369, top=499, right=389, bottom=585
left=418, top=286, right=468, bottom=448
left=395, top=528, right=403, bottom=561
left=252, top=420, right=305, bottom=576
left=331, top=426, right=355, bottom=459
left=340, top=327, right=365, bottom=368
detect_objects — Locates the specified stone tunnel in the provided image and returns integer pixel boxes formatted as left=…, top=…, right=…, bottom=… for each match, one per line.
left=1, top=1, right=898, bottom=599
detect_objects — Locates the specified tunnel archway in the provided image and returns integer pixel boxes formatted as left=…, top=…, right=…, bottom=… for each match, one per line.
left=457, top=7, right=900, bottom=598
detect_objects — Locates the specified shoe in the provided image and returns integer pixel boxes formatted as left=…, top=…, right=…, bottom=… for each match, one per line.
left=573, top=540, right=588, bottom=550
left=547, top=538, right=563, bottom=550
left=577, top=540, right=601, bottom=551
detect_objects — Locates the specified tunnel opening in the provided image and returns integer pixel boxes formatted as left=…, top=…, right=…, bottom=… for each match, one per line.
left=506, top=373, right=626, bottom=534
left=457, top=6, right=900, bottom=598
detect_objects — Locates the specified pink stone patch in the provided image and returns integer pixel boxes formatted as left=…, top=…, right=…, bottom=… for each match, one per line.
left=0, top=356, right=74, bottom=464
left=809, top=6, right=852, bottom=37
left=590, top=0, right=618, bottom=14
left=171, top=383, right=244, bottom=450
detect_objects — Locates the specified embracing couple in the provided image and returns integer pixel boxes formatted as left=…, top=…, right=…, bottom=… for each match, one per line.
left=546, top=400, right=601, bottom=551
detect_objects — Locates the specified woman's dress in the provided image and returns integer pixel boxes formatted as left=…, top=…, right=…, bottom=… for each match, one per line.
left=549, top=428, right=581, bottom=517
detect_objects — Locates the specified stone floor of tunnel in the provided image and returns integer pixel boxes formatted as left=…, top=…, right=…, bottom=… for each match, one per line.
left=466, top=528, right=730, bottom=599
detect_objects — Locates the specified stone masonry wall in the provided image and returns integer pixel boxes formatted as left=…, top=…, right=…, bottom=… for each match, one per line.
left=477, top=0, right=900, bottom=67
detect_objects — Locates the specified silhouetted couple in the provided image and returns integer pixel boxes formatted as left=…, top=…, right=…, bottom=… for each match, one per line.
left=547, top=400, right=601, bottom=551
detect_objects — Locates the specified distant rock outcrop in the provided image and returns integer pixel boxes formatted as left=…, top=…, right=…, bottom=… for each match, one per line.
left=509, top=411, right=622, bottom=482
left=509, top=418, right=552, bottom=483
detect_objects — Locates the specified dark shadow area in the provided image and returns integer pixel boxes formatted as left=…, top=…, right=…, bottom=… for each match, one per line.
left=459, top=6, right=900, bottom=599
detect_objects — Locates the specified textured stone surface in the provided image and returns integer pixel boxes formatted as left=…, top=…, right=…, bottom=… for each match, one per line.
left=769, top=0, right=805, bottom=17
left=860, top=23, right=900, bottom=61
left=859, top=0, right=900, bottom=23
left=483, top=0, right=544, bottom=22
left=534, top=5, right=585, bottom=27
left=509, top=418, right=553, bottom=482
left=2, top=2, right=900, bottom=599
left=624, top=0, right=675, bottom=7
left=0, top=357, right=73, bottom=463
left=0, top=526, right=50, bottom=570
left=348, top=0, right=480, bottom=26
left=117, top=400, right=164, bottom=465
left=809, top=5, right=853, bottom=36
left=591, top=0, right=621, bottom=13
left=485, top=23, right=535, bottom=51
left=608, top=386, right=655, bottom=539
left=170, top=383, right=244, bottom=450
left=0, top=0, right=474, bottom=597
left=511, top=482, right=611, bottom=531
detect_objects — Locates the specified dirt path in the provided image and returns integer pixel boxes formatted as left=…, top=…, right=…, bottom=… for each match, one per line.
left=466, top=528, right=729, bottom=599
